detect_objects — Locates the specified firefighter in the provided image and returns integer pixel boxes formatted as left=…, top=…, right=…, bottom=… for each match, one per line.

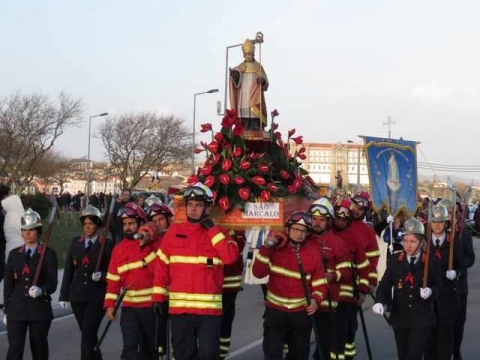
left=424, top=203, right=466, bottom=360
left=104, top=202, right=159, bottom=359
left=219, top=229, right=246, bottom=359
left=373, top=217, right=440, bottom=360
left=152, top=182, right=239, bottom=360
left=350, top=191, right=380, bottom=291
left=3, top=208, right=58, bottom=360
left=253, top=211, right=328, bottom=360
left=332, top=197, right=370, bottom=360
left=59, top=205, right=113, bottom=360
left=308, top=198, right=352, bottom=360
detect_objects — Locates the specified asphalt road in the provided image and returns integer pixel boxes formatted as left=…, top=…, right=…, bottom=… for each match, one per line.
left=1, top=239, right=479, bottom=359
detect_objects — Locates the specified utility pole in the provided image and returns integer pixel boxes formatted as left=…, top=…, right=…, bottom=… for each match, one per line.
left=383, top=116, right=395, bottom=139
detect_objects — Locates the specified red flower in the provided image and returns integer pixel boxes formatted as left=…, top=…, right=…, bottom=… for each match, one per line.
left=232, top=146, right=242, bottom=157
left=238, top=187, right=250, bottom=200
left=298, top=153, right=307, bottom=160
left=258, top=164, right=269, bottom=173
left=233, top=176, right=245, bottom=185
left=222, top=142, right=231, bottom=150
left=271, top=109, right=279, bottom=117
left=287, top=185, right=297, bottom=194
left=201, top=165, right=212, bottom=176
left=293, top=177, right=302, bottom=189
left=279, top=170, right=290, bottom=179
left=252, top=176, right=266, bottom=186
left=233, top=124, right=245, bottom=137
left=288, top=129, right=296, bottom=137
left=260, top=190, right=271, bottom=202
left=211, top=190, right=217, bottom=200
left=207, top=141, right=219, bottom=154
left=194, top=148, right=204, bottom=154
left=222, top=159, right=232, bottom=171
left=267, top=183, right=279, bottom=192
left=240, top=160, right=251, bottom=170
left=221, top=114, right=236, bottom=128
left=210, top=154, right=221, bottom=165
left=219, top=173, right=230, bottom=185
left=291, top=136, right=303, bottom=145
left=204, top=175, right=215, bottom=188
left=187, top=175, right=199, bottom=184
left=214, top=132, right=224, bottom=142
left=218, top=196, right=230, bottom=211
left=200, top=123, right=212, bottom=133
left=298, top=147, right=306, bottom=154
left=272, top=123, right=279, bottom=130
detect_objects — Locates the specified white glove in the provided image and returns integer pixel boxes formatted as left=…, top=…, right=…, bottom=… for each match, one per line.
left=446, top=270, right=457, bottom=281
left=2, top=315, right=6, bottom=326
left=386, top=215, right=394, bottom=224
left=59, top=301, right=69, bottom=309
left=420, top=287, right=432, bottom=299
left=28, top=286, right=42, bottom=298
left=91, top=272, right=102, bottom=282
left=372, top=303, right=384, bottom=315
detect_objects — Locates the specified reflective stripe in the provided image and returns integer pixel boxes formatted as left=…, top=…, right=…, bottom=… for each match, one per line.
left=312, top=290, right=324, bottom=299
left=123, top=295, right=151, bottom=303
left=223, top=275, right=242, bottom=288
left=354, top=259, right=370, bottom=270
left=170, top=255, right=223, bottom=266
left=105, top=293, right=118, bottom=301
left=269, top=264, right=311, bottom=281
left=211, top=232, right=225, bottom=246
left=358, top=278, right=370, bottom=287
left=340, top=285, right=354, bottom=291
left=339, top=291, right=353, bottom=297
left=330, top=352, right=345, bottom=360
left=169, top=292, right=222, bottom=302
left=266, top=290, right=306, bottom=309
left=366, top=250, right=381, bottom=257
left=152, top=286, right=169, bottom=296
left=126, top=288, right=153, bottom=296
left=335, top=270, right=341, bottom=281
left=311, top=277, right=328, bottom=287
left=255, top=252, right=270, bottom=264
left=320, top=299, right=338, bottom=308
left=369, top=272, right=378, bottom=279
left=336, top=261, right=351, bottom=269
left=156, top=249, right=169, bottom=264
left=106, top=272, right=120, bottom=281
left=169, top=300, right=222, bottom=309
left=117, top=252, right=156, bottom=274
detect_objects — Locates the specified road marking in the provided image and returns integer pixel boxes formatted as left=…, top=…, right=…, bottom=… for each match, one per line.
left=228, top=339, right=263, bottom=358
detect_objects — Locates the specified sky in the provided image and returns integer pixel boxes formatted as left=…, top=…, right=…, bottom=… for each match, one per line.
left=1, top=0, right=479, bottom=180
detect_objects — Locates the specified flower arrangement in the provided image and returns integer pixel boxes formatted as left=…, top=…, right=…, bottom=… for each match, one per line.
left=187, top=109, right=317, bottom=212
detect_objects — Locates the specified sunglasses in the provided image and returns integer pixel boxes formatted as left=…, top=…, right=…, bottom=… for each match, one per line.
left=117, top=207, right=137, bottom=218
left=335, top=207, right=351, bottom=219
left=309, top=204, right=331, bottom=217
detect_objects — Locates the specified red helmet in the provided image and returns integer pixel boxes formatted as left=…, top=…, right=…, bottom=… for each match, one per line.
left=352, top=191, right=372, bottom=210
left=285, top=211, right=312, bottom=231
left=334, top=197, right=354, bottom=219
left=117, top=202, right=146, bottom=222
left=146, top=204, right=173, bottom=220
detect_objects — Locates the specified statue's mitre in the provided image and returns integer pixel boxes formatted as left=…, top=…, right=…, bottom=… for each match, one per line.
left=242, top=39, right=255, bottom=53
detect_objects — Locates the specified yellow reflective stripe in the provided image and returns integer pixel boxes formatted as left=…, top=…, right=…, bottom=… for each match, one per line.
left=269, top=264, right=311, bottom=281
left=117, top=252, right=156, bottom=274
left=143, top=252, right=157, bottom=263
left=211, top=232, right=225, bottom=246
left=335, top=270, right=341, bottom=281
left=157, top=249, right=170, bottom=264
left=366, top=250, right=380, bottom=257
left=358, top=278, right=369, bottom=286
left=340, top=284, right=354, bottom=291
left=339, top=291, right=353, bottom=297
left=169, top=292, right=222, bottom=302
left=354, top=259, right=370, bottom=270
left=152, top=286, right=169, bottom=296
left=123, top=295, right=151, bottom=303
left=336, top=261, right=351, bottom=269
left=320, top=300, right=338, bottom=308
left=369, top=272, right=378, bottom=279
left=312, top=290, right=324, bottom=299
left=170, top=255, right=223, bottom=265
left=105, top=293, right=118, bottom=300
left=223, top=275, right=242, bottom=288
left=126, top=288, right=153, bottom=296
left=169, top=300, right=222, bottom=309
left=311, top=278, right=328, bottom=287
left=331, top=352, right=345, bottom=360
left=267, top=290, right=306, bottom=309
left=224, top=275, right=242, bottom=282
left=255, top=252, right=270, bottom=264
left=223, top=282, right=242, bottom=288
left=106, top=272, right=120, bottom=281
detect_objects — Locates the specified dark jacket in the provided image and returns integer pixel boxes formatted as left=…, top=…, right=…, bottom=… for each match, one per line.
left=4, top=245, right=58, bottom=321
left=59, top=235, right=113, bottom=302
left=376, top=250, right=441, bottom=329
left=454, top=227, right=475, bottom=295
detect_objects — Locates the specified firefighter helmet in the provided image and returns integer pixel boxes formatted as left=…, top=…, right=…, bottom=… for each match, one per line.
left=334, top=197, right=354, bottom=219
left=352, top=191, right=372, bottom=210
left=285, top=211, right=312, bottom=231
left=309, top=198, right=334, bottom=218
left=183, top=182, right=214, bottom=204
left=431, top=204, right=449, bottom=222
left=117, top=202, right=147, bottom=222
left=21, top=208, right=42, bottom=230
left=145, top=194, right=162, bottom=208
left=80, top=205, right=103, bottom=227
left=403, top=217, right=425, bottom=236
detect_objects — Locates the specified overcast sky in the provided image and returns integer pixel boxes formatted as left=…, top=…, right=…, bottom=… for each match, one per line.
left=1, top=0, right=479, bottom=180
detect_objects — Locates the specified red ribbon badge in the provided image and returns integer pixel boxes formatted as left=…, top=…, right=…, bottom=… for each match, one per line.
left=434, top=249, right=442, bottom=260
left=22, top=264, right=30, bottom=275
left=81, top=255, right=90, bottom=266
left=405, top=271, right=414, bottom=285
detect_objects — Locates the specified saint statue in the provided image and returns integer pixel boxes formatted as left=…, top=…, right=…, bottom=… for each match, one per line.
left=387, top=152, right=401, bottom=192
left=229, top=39, right=269, bottom=130
left=335, top=170, right=343, bottom=188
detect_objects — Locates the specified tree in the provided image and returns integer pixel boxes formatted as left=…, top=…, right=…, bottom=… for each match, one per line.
left=35, top=150, right=73, bottom=193
left=99, top=113, right=191, bottom=189
left=0, top=92, right=83, bottom=194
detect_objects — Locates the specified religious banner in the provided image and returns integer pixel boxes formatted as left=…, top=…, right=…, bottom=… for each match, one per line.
left=364, top=136, right=418, bottom=217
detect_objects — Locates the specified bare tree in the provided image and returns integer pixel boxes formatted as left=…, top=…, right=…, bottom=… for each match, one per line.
left=0, top=92, right=83, bottom=194
left=35, top=150, right=73, bottom=193
left=99, top=113, right=191, bottom=189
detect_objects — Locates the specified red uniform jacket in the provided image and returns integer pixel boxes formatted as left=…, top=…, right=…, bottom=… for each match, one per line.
left=351, top=219, right=380, bottom=286
left=104, top=238, right=157, bottom=309
left=223, top=230, right=246, bottom=293
left=310, top=230, right=352, bottom=311
left=152, top=222, right=239, bottom=316
left=252, top=239, right=328, bottom=312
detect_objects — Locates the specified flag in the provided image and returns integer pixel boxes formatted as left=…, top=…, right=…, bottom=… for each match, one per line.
left=364, top=136, right=418, bottom=217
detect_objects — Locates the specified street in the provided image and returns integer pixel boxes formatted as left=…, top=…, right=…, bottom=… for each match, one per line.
left=1, top=239, right=479, bottom=359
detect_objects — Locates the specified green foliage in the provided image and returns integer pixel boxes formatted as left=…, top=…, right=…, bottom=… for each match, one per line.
left=21, top=193, right=50, bottom=218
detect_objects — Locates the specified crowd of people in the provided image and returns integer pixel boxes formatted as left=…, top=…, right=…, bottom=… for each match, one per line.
left=0, top=182, right=476, bottom=360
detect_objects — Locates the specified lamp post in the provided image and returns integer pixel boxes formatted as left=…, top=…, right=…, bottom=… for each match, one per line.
left=192, top=89, right=218, bottom=174
left=347, top=140, right=361, bottom=192
left=87, top=112, right=108, bottom=203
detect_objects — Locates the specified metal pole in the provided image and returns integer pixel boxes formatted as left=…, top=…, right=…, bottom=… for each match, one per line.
left=356, top=145, right=361, bottom=192
left=87, top=115, right=92, bottom=202
left=192, top=94, right=197, bottom=174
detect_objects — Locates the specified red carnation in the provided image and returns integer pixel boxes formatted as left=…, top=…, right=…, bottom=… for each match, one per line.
left=258, top=164, right=269, bottom=173
left=187, top=175, right=199, bottom=184
left=260, top=190, right=271, bottom=202
left=219, top=173, right=230, bottom=185
left=240, top=160, right=251, bottom=170
left=214, top=132, right=224, bottom=142
left=279, top=170, right=290, bottom=179
left=298, top=153, right=307, bottom=160
left=204, top=175, right=215, bottom=187
left=233, top=124, right=245, bottom=137
left=201, top=165, right=212, bottom=176
left=287, top=185, right=297, bottom=194
left=218, top=196, right=230, bottom=211
left=194, top=148, right=204, bottom=154
left=232, top=146, right=242, bottom=157
left=252, top=176, right=266, bottom=186
left=233, top=176, right=245, bottom=185
left=288, top=128, right=296, bottom=137
left=238, top=187, right=250, bottom=200
left=267, top=183, right=279, bottom=192
left=223, top=142, right=231, bottom=150
left=200, top=123, right=212, bottom=133
left=271, top=109, right=279, bottom=117
left=207, top=141, right=219, bottom=154
left=293, top=177, right=302, bottom=189
left=210, top=153, right=221, bottom=165
left=291, top=136, right=303, bottom=145
left=222, top=159, right=232, bottom=171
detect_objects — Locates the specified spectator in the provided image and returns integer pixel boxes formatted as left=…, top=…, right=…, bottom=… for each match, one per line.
left=0, top=184, right=11, bottom=306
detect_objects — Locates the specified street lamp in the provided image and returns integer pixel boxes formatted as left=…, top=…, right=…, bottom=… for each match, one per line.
left=192, top=89, right=218, bottom=174
left=87, top=112, right=108, bottom=203
left=347, top=140, right=362, bottom=192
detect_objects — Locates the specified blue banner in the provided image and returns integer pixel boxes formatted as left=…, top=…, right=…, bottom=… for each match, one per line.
left=364, top=136, right=418, bottom=217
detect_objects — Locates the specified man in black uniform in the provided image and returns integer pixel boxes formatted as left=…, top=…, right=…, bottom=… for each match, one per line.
left=424, top=203, right=466, bottom=360
left=3, top=208, right=58, bottom=360
left=373, top=217, right=440, bottom=360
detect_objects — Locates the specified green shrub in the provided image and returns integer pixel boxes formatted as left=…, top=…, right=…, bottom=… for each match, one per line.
left=21, top=193, right=51, bottom=218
